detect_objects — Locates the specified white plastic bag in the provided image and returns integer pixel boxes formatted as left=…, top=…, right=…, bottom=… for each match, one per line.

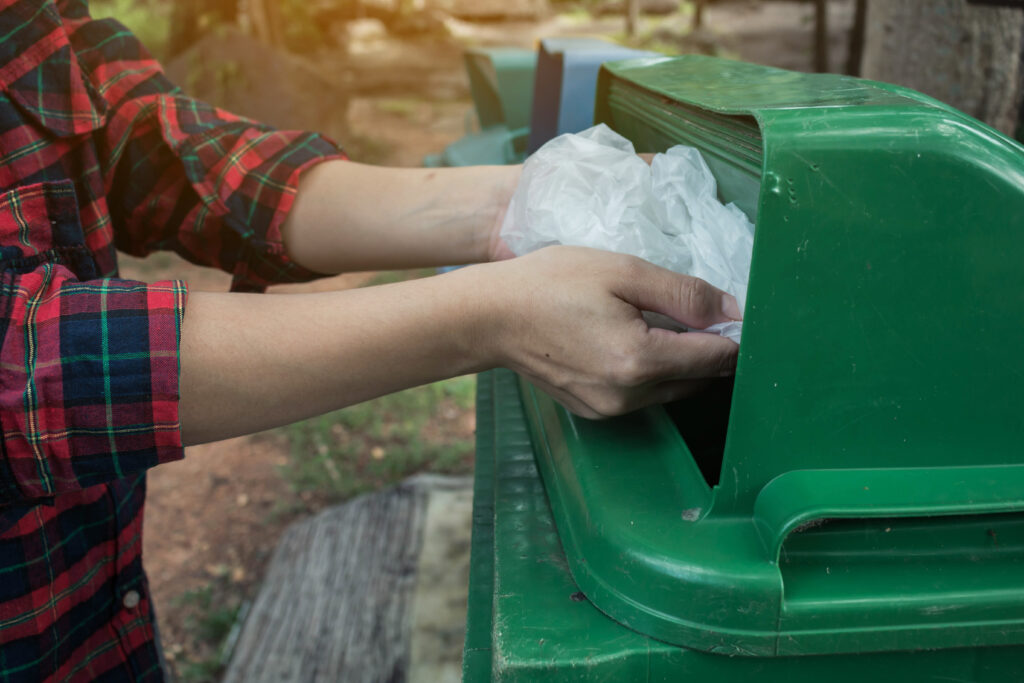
left=501, top=124, right=754, bottom=342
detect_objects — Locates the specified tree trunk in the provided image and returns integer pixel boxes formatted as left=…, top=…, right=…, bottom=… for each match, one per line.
left=168, top=0, right=238, bottom=57
left=691, top=0, right=705, bottom=32
left=626, top=0, right=640, bottom=37
left=168, top=0, right=203, bottom=58
left=248, top=0, right=285, bottom=49
left=845, top=0, right=867, bottom=76
left=861, top=0, right=1024, bottom=136
left=814, top=0, right=829, bottom=72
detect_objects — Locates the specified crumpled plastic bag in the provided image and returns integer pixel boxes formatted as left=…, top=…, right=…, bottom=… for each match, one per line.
left=500, top=124, right=754, bottom=342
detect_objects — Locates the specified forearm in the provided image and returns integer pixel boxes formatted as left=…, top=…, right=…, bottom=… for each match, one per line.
left=177, top=247, right=741, bottom=446
left=178, top=266, right=490, bottom=445
left=281, top=160, right=521, bottom=273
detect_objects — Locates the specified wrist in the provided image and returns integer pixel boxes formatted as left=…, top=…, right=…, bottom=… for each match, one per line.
left=481, top=164, right=522, bottom=262
left=441, top=262, right=510, bottom=371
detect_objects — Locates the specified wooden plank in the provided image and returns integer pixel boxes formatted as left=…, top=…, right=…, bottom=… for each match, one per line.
left=408, top=484, right=474, bottom=683
left=224, top=475, right=472, bottom=682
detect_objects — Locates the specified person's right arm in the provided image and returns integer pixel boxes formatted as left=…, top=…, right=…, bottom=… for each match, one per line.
left=178, top=246, right=740, bottom=445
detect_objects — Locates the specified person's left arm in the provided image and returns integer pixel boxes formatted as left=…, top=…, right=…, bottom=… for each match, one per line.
left=65, top=8, right=342, bottom=290
left=71, top=7, right=515, bottom=283
left=280, top=161, right=520, bottom=273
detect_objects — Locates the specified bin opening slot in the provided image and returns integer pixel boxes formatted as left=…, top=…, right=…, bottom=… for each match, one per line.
left=663, top=377, right=733, bottom=487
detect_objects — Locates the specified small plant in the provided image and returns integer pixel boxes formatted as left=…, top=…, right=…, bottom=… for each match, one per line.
left=171, top=581, right=244, bottom=683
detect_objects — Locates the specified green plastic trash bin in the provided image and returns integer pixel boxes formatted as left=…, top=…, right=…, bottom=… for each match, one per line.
left=464, top=55, right=1024, bottom=681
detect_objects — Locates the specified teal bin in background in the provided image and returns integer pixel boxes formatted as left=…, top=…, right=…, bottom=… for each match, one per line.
left=425, top=39, right=655, bottom=167
left=464, top=55, right=1024, bottom=681
left=527, top=37, right=657, bottom=153
left=424, top=47, right=536, bottom=167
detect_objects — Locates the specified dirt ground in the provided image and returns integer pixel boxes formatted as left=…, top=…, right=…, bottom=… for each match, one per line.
left=121, top=2, right=856, bottom=678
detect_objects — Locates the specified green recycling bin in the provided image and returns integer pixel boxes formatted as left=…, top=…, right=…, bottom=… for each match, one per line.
left=464, top=56, right=1024, bottom=681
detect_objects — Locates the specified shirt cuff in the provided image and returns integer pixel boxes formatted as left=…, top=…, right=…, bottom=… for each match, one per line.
left=0, top=276, right=187, bottom=501
left=225, top=131, right=346, bottom=293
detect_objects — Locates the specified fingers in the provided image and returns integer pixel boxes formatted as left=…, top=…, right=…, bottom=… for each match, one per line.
left=530, top=332, right=737, bottom=420
left=644, top=329, right=739, bottom=380
left=500, top=247, right=743, bottom=420
left=521, top=374, right=605, bottom=420
left=614, top=258, right=741, bottom=331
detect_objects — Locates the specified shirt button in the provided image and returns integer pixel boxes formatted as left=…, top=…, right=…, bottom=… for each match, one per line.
left=122, top=590, right=141, bottom=610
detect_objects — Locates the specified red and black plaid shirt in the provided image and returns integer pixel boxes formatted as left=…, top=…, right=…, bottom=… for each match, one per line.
left=0, top=1, right=341, bottom=679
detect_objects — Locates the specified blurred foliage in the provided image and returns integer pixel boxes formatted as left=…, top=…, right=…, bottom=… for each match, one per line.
left=184, top=49, right=247, bottom=103
left=90, top=0, right=333, bottom=59
left=278, top=0, right=332, bottom=54
left=90, top=0, right=172, bottom=59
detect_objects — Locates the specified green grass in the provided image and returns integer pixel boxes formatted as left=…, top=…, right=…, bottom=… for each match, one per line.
left=271, top=266, right=477, bottom=502
left=277, top=376, right=477, bottom=501
left=172, top=582, right=244, bottom=683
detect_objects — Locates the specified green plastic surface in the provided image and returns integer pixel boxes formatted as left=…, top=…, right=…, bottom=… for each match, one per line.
left=465, top=370, right=1024, bottom=680
left=514, top=55, right=1024, bottom=656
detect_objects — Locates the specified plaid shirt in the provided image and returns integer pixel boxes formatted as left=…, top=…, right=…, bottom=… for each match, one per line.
left=0, top=1, right=341, bottom=680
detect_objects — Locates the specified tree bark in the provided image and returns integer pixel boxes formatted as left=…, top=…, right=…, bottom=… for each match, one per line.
left=845, top=0, right=867, bottom=76
left=691, top=0, right=705, bottom=32
left=168, top=0, right=202, bottom=58
left=814, top=0, right=829, bottom=72
left=168, top=0, right=238, bottom=57
left=626, top=0, right=640, bottom=37
left=247, top=0, right=285, bottom=49
left=861, top=0, right=1024, bottom=135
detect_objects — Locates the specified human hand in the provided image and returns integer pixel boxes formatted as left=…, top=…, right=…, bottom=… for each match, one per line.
left=473, top=246, right=741, bottom=418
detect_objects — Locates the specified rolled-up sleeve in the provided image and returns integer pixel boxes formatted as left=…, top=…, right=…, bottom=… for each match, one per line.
left=0, top=268, right=186, bottom=502
left=0, top=179, right=187, bottom=503
left=69, top=13, right=344, bottom=291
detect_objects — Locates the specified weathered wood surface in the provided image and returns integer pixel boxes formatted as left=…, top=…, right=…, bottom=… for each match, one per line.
left=861, top=0, right=1024, bottom=135
left=406, top=483, right=473, bottom=683
left=224, top=475, right=473, bottom=683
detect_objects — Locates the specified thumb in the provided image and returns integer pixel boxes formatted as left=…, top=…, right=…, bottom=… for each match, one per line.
left=615, top=260, right=741, bottom=330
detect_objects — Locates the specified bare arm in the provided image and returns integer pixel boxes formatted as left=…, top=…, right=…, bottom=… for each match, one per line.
left=178, top=247, right=740, bottom=445
left=280, top=160, right=520, bottom=273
